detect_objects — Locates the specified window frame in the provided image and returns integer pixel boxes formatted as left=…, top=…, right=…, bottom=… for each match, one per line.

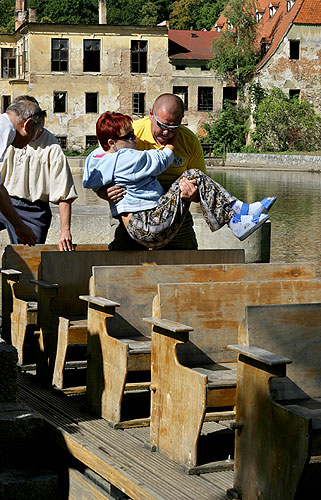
left=132, top=92, right=145, bottom=116
left=173, top=86, right=188, bottom=111
left=53, top=91, right=67, bottom=113
left=51, top=38, right=69, bottom=72
left=1, top=48, right=16, bottom=79
left=130, top=40, right=148, bottom=74
left=83, top=39, right=101, bottom=73
left=85, top=92, right=99, bottom=114
left=198, top=87, right=213, bottom=112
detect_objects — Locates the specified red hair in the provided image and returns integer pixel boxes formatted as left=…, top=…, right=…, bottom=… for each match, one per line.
left=96, top=111, right=133, bottom=151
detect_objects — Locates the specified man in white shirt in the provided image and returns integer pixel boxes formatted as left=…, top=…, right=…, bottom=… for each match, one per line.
left=0, top=97, right=77, bottom=250
left=0, top=97, right=45, bottom=245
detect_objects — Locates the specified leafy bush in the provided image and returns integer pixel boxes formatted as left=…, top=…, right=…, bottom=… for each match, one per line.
left=251, top=88, right=321, bottom=152
left=200, top=101, right=250, bottom=155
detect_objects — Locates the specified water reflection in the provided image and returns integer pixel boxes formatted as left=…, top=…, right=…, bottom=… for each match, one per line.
left=73, top=169, right=321, bottom=274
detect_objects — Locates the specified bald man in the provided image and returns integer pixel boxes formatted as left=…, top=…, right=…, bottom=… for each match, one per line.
left=98, top=94, right=206, bottom=250
left=0, top=98, right=45, bottom=245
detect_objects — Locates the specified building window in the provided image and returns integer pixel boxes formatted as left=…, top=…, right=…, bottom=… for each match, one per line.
left=131, top=40, right=147, bottom=73
left=175, top=65, right=186, bottom=71
left=173, top=86, right=188, bottom=111
left=132, top=92, right=145, bottom=115
left=51, top=39, right=68, bottom=72
left=198, top=87, right=213, bottom=111
left=86, top=135, right=98, bottom=149
left=289, top=89, right=300, bottom=99
left=269, top=4, right=278, bottom=18
left=53, top=91, right=67, bottom=113
left=256, top=10, right=264, bottom=22
left=84, top=40, right=101, bottom=72
left=86, top=93, right=98, bottom=113
left=289, top=40, right=300, bottom=60
left=261, top=42, right=271, bottom=59
left=287, top=0, right=295, bottom=11
left=1, top=48, right=16, bottom=79
left=201, top=65, right=209, bottom=71
left=1, top=95, right=11, bottom=113
left=223, top=87, right=237, bottom=108
left=56, top=136, right=67, bottom=149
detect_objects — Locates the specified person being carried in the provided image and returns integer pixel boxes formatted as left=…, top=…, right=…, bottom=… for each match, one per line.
left=0, top=96, right=78, bottom=250
left=83, top=111, right=276, bottom=249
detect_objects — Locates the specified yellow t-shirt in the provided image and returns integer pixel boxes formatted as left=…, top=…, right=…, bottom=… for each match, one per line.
left=133, top=116, right=206, bottom=191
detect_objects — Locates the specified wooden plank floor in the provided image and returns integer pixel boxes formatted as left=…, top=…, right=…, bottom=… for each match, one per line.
left=18, top=372, right=233, bottom=500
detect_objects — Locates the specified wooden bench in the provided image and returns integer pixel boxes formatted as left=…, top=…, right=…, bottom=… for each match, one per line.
left=34, top=249, right=244, bottom=388
left=227, top=303, right=321, bottom=500
left=145, top=275, right=321, bottom=472
left=82, top=262, right=315, bottom=430
left=1, top=244, right=108, bottom=365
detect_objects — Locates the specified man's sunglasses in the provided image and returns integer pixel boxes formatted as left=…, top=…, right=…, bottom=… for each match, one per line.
left=152, top=111, right=181, bottom=131
left=116, top=131, right=136, bottom=141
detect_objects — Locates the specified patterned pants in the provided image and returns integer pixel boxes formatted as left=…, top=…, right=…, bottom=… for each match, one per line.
left=126, top=169, right=237, bottom=249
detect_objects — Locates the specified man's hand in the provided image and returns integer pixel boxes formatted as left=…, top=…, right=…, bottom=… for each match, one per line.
left=179, top=178, right=199, bottom=202
left=58, top=229, right=73, bottom=251
left=14, top=222, right=37, bottom=246
left=96, top=185, right=125, bottom=203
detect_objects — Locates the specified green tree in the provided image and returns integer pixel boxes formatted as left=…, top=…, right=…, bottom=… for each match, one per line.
left=169, top=0, right=193, bottom=29
left=192, top=0, right=227, bottom=31
left=32, top=0, right=98, bottom=24
left=251, top=89, right=321, bottom=152
left=210, top=0, right=259, bottom=86
left=201, top=101, right=250, bottom=155
left=0, top=0, right=15, bottom=33
left=140, top=1, right=160, bottom=25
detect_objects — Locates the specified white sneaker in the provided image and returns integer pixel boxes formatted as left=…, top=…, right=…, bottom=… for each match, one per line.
left=229, top=213, right=269, bottom=241
left=232, top=197, right=277, bottom=216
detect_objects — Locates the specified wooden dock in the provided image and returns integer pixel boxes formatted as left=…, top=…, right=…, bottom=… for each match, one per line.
left=18, top=372, right=233, bottom=500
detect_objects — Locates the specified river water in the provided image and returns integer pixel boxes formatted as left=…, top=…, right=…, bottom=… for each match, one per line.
left=73, top=169, right=321, bottom=275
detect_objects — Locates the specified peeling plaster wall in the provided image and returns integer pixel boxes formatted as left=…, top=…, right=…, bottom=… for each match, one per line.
left=258, top=25, right=321, bottom=113
left=0, top=25, right=171, bottom=150
left=171, top=63, right=222, bottom=134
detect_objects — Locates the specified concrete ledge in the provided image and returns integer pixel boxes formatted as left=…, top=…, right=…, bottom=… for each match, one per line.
left=225, top=153, right=321, bottom=171
left=0, top=205, right=270, bottom=264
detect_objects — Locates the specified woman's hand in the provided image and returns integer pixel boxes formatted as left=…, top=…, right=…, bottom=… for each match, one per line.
left=96, top=185, right=125, bottom=203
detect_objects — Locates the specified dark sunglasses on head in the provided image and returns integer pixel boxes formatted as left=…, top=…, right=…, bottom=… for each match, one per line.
left=152, top=110, right=181, bottom=131
left=116, top=131, right=136, bottom=141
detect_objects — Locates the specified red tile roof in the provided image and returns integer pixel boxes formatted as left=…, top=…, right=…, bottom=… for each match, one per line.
left=168, top=29, right=219, bottom=60
left=294, top=0, right=321, bottom=24
left=212, top=0, right=321, bottom=71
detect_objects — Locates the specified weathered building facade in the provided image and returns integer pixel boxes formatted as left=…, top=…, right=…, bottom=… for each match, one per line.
left=256, top=0, right=321, bottom=113
left=0, top=21, right=170, bottom=150
left=214, top=0, right=321, bottom=112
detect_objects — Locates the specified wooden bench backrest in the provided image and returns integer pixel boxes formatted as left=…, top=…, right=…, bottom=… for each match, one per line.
left=155, top=278, right=321, bottom=366
left=39, top=249, right=245, bottom=318
left=239, top=303, right=321, bottom=398
left=91, top=262, right=316, bottom=339
left=1, top=244, right=109, bottom=302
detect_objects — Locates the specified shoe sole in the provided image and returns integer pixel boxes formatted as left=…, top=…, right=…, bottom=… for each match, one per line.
left=238, top=216, right=269, bottom=241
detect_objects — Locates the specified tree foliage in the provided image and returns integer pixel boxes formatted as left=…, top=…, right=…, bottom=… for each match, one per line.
left=210, top=0, right=259, bottom=86
left=251, top=88, right=321, bottom=152
left=0, top=0, right=227, bottom=31
left=201, top=101, right=250, bottom=155
left=169, top=0, right=227, bottom=31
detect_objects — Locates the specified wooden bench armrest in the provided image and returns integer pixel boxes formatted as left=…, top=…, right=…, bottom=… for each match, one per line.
left=228, top=344, right=292, bottom=366
left=79, top=294, right=120, bottom=308
left=1, top=268, right=22, bottom=281
left=30, top=279, right=60, bottom=289
left=143, top=316, right=193, bottom=333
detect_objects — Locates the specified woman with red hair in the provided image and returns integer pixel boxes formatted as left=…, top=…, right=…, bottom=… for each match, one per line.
left=83, top=111, right=275, bottom=249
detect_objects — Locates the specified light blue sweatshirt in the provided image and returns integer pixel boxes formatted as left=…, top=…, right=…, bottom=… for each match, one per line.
left=83, top=146, right=174, bottom=218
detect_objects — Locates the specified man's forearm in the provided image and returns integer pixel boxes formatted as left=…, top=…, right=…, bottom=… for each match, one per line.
left=59, top=200, right=72, bottom=233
